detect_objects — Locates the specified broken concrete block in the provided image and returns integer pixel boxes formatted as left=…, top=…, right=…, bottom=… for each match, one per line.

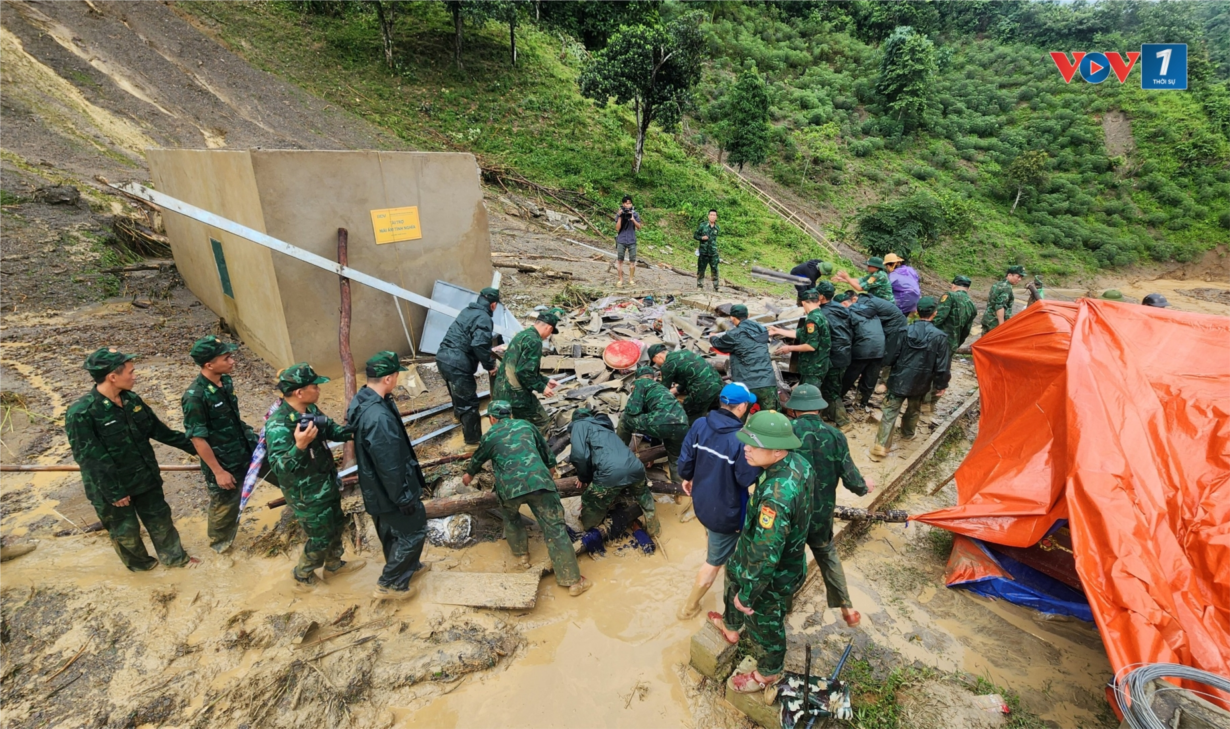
left=690, top=621, right=738, bottom=681
left=724, top=685, right=783, bottom=729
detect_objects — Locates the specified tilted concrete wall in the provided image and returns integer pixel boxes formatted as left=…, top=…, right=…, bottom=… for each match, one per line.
left=146, top=149, right=492, bottom=377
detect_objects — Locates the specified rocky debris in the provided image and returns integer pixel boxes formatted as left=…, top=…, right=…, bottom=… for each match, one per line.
left=32, top=185, right=81, bottom=206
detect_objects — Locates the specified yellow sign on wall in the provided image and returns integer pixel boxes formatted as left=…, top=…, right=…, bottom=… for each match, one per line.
left=370, top=206, right=423, bottom=245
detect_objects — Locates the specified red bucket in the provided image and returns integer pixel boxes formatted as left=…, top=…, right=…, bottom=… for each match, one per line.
left=603, top=340, right=642, bottom=370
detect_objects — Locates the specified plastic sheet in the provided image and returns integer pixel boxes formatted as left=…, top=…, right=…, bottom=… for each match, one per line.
left=944, top=535, right=1094, bottom=621
left=916, top=299, right=1230, bottom=685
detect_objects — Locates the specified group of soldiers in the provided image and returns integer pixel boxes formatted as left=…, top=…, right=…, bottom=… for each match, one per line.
left=59, top=252, right=1049, bottom=695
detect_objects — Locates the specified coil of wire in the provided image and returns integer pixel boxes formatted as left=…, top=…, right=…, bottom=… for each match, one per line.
left=1112, top=663, right=1230, bottom=729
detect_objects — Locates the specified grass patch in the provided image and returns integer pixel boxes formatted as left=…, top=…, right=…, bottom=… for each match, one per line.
left=177, top=1, right=845, bottom=291
left=972, top=676, right=1050, bottom=729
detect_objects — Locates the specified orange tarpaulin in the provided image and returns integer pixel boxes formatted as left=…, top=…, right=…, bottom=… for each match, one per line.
left=916, top=299, right=1230, bottom=681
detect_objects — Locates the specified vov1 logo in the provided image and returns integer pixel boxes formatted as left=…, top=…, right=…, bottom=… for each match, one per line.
left=1049, top=44, right=1187, bottom=90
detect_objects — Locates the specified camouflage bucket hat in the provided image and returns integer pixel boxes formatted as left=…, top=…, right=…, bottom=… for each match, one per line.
left=84, top=347, right=136, bottom=379
left=799, top=288, right=820, bottom=302
left=365, top=350, right=408, bottom=378
left=278, top=362, right=329, bottom=394
left=785, top=383, right=827, bottom=412
left=635, top=365, right=656, bottom=377
left=488, top=400, right=513, bottom=419
left=190, top=335, right=238, bottom=366
left=1007, top=265, right=1026, bottom=275
left=737, top=410, right=802, bottom=450
left=952, top=275, right=972, bottom=287
left=536, top=311, right=560, bottom=328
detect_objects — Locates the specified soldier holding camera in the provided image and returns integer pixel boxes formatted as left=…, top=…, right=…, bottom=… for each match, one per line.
left=614, top=195, right=642, bottom=288
left=265, top=363, right=365, bottom=589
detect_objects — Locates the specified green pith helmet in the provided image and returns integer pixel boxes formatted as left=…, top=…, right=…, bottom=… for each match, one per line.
left=1102, top=289, right=1124, bottom=300
left=736, top=410, right=802, bottom=450
left=866, top=256, right=885, bottom=270
left=818, top=261, right=834, bottom=276
left=784, top=384, right=827, bottom=412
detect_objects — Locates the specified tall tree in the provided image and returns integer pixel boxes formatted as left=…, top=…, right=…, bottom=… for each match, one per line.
left=490, top=1, right=531, bottom=66
left=443, top=1, right=490, bottom=70
left=725, top=67, right=771, bottom=171
left=875, top=25, right=937, bottom=131
left=372, top=1, right=396, bottom=69
left=579, top=14, right=705, bottom=174
left=1006, top=150, right=1048, bottom=213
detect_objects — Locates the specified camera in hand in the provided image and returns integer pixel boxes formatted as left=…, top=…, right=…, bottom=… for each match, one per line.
left=619, top=208, right=635, bottom=221
left=297, top=413, right=329, bottom=432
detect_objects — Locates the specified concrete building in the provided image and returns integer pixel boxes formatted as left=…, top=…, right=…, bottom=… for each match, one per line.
left=146, top=149, right=492, bottom=376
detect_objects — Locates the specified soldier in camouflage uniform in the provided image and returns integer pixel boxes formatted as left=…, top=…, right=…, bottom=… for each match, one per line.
left=768, top=288, right=831, bottom=389
left=492, top=310, right=560, bottom=437
left=694, top=209, right=720, bottom=291
left=928, top=275, right=978, bottom=406
left=784, top=384, right=871, bottom=627
left=569, top=408, right=658, bottom=536
left=816, top=283, right=854, bottom=429
left=648, top=343, right=722, bottom=424
left=982, top=265, right=1024, bottom=334
left=463, top=401, right=591, bottom=596
left=834, top=256, right=894, bottom=302
left=265, top=363, right=365, bottom=589
left=617, top=366, right=690, bottom=483
left=66, top=348, right=198, bottom=571
left=181, top=335, right=264, bottom=554
left=436, top=287, right=500, bottom=445
left=710, top=411, right=813, bottom=693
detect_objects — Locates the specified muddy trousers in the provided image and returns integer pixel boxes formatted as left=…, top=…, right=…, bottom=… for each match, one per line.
left=440, top=366, right=483, bottom=445
left=821, top=367, right=850, bottom=428
left=841, top=357, right=883, bottom=406
left=749, top=386, right=779, bottom=413
left=581, top=479, right=659, bottom=536
left=697, top=255, right=719, bottom=289
left=372, top=506, right=427, bottom=591
left=206, top=488, right=241, bottom=553
left=875, top=393, right=923, bottom=450
left=722, top=580, right=793, bottom=676
left=290, top=496, right=345, bottom=583
left=94, top=486, right=188, bottom=571
left=617, top=419, right=688, bottom=484
left=499, top=489, right=581, bottom=587
left=807, top=532, right=853, bottom=609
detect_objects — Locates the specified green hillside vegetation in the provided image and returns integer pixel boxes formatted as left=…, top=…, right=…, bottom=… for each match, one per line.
left=179, top=1, right=1230, bottom=289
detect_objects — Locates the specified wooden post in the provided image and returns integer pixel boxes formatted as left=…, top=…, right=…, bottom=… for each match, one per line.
left=338, top=228, right=356, bottom=469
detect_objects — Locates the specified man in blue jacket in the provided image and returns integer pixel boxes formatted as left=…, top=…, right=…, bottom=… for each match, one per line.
left=675, top=383, right=763, bottom=620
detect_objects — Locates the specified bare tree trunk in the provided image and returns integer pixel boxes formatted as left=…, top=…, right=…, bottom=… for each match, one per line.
left=453, top=3, right=463, bottom=70
left=337, top=228, right=356, bottom=469
left=1012, top=186, right=1022, bottom=213
left=374, top=1, right=395, bottom=69
left=509, top=13, right=517, bottom=66
left=633, top=99, right=647, bottom=175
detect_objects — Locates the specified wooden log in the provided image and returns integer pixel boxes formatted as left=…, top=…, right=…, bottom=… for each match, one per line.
left=337, top=228, right=356, bottom=470
left=2, top=464, right=198, bottom=472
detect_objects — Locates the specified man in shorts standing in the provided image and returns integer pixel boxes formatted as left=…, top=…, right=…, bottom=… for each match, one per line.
left=614, top=195, right=642, bottom=288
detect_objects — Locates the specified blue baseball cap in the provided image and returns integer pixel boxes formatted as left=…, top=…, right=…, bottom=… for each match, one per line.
left=720, top=382, right=757, bottom=406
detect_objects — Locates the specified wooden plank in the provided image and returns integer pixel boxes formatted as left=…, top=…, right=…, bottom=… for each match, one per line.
left=432, top=571, right=541, bottom=609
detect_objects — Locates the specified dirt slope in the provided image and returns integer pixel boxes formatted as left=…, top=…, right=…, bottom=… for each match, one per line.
left=1, top=0, right=402, bottom=182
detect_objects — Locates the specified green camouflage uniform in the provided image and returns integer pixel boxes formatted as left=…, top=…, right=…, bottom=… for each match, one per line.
left=181, top=373, right=259, bottom=552
left=492, top=327, right=552, bottom=437
left=859, top=270, right=894, bottom=301
left=466, top=417, right=581, bottom=586
left=694, top=219, right=720, bottom=289
left=795, top=308, right=831, bottom=388
left=65, top=389, right=196, bottom=571
left=722, top=451, right=814, bottom=676
left=617, top=377, right=690, bottom=483
left=981, top=279, right=1015, bottom=333
left=265, top=401, right=354, bottom=583
left=791, top=414, right=867, bottom=609
left=933, top=290, right=978, bottom=355
left=658, top=349, right=722, bottom=424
